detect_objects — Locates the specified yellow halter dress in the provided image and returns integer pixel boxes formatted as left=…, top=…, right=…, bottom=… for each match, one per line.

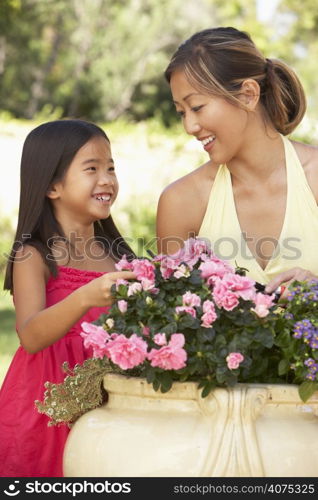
left=198, top=135, right=318, bottom=284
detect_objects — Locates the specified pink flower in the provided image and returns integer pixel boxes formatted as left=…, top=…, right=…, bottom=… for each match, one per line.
left=118, top=300, right=128, bottom=313
left=132, top=259, right=156, bottom=282
left=251, top=292, right=275, bottom=318
left=212, top=280, right=239, bottom=311
left=175, top=306, right=197, bottom=318
left=154, top=333, right=167, bottom=345
left=201, top=312, right=217, bottom=327
left=173, top=264, right=190, bottom=279
left=142, top=326, right=150, bottom=336
left=201, top=300, right=217, bottom=327
left=80, top=322, right=110, bottom=358
left=199, top=259, right=233, bottom=282
left=159, top=256, right=182, bottom=279
left=115, top=255, right=133, bottom=271
left=141, top=278, right=156, bottom=291
left=226, top=352, right=244, bottom=370
left=182, top=291, right=201, bottom=307
left=148, top=333, right=187, bottom=370
left=106, top=334, right=148, bottom=370
left=127, top=282, right=143, bottom=296
left=222, top=273, right=256, bottom=301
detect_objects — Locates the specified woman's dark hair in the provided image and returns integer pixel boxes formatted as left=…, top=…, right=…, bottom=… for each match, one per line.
left=165, top=27, right=306, bottom=135
left=4, top=119, right=135, bottom=293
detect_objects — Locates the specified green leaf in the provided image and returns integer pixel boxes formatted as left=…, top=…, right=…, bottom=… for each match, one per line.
left=298, top=380, right=318, bottom=402
left=278, top=359, right=290, bottom=376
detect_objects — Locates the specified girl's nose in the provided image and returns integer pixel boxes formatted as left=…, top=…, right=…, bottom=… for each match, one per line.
left=98, top=172, right=114, bottom=186
left=183, top=115, right=201, bottom=136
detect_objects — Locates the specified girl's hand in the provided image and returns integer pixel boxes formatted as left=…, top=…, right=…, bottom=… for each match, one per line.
left=265, top=267, right=316, bottom=298
left=80, top=270, right=136, bottom=308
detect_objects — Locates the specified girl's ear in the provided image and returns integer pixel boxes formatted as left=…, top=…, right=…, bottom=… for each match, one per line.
left=46, top=184, right=60, bottom=200
left=238, top=79, right=260, bottom=110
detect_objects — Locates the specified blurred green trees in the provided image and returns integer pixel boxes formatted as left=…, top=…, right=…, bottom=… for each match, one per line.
left=0, top=0, right=317, bottom=126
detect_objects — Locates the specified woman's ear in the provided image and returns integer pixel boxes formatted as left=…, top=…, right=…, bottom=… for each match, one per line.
left=238, top=79, right=260, bottom=110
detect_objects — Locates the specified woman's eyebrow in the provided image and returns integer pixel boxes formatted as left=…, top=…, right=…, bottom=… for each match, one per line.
left=173, top=92, right=202, bottom=104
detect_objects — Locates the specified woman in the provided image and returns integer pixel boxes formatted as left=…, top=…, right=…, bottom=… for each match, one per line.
left=156, top=27, right=318, bottom=294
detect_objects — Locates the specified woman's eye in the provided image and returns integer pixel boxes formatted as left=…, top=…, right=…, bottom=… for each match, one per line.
left=176, top=110, right=185, bottom=117
left=192, top=105, right=203, bottom=112
left=85, top=166, right=96, bottom=171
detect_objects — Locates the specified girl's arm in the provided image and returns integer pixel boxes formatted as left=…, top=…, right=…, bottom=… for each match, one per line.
left=13, top=246, right=135, bottom=354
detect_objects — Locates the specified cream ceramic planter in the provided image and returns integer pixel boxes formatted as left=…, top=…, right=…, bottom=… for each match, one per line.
left=63, top=373, right=318, bottom=477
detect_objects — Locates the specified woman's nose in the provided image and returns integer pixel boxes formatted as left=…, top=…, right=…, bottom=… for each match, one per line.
left=183, top=114, right=201, bottom=136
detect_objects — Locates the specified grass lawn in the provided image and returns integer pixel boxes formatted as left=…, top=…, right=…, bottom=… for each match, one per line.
left=0, top=290, right=18, bottom=387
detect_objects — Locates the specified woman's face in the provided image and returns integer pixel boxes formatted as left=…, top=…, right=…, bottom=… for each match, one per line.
left=170, top=70, right=250, bottom=164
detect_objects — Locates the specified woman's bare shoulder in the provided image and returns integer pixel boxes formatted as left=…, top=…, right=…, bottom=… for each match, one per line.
left=159, top=159, right=218, bottom=201
left=156, top=160, right=218, bottom=253
left=292, top=140, right=318, bottom=200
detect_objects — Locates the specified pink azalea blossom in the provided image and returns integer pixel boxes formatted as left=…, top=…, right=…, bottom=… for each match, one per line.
left=154, top=333, right=167, bottom=345
left=201, top=300, right=217, bottom=327
left=173, top=264, right=190, bottom=279
left=148, top=333, right=187, bottom=370
left=118, top=300, right=128, bottom=313
left=106, top=334, right=148, bottom=370
left=132, top=259, right=156, bottom=282
left=141, top=278, right=156, bottom=291
left=222, top=273, right=256, bottom=301
left=175, top=306, right=197, bottom=318
left=212, top=280, right=239, bottom=311
left=251, top=292, right=275, bottom=318
left=182, top=291, right=201, bottom=307
left=159, top=256, right=182, bottom=279
left=80, top=322, right=111, bottom=358
left=199, top=260, right=230, bottom=281
left=226, top=352, right=244, bottom=370
left=127, top=282, right=143, bottom=296
left=142, top=326, right=150, bottom=336
left=115, top=255, right=133, bottom=271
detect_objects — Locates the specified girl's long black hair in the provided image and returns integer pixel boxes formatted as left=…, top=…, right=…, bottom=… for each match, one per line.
left=4, top=119, right=135, bottom=293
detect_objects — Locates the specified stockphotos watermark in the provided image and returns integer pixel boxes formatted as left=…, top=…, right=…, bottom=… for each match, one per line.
left=2, top=479, right=131, bottom=496
left=4, top=233, right=302, bottom=263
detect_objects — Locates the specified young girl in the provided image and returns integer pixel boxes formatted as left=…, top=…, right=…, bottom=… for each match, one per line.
left=157, top=26, right=318, bottom=295
left=0, top=119, right=136, bottom=477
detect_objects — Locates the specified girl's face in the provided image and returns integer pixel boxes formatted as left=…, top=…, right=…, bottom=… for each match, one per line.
left=170, top=70, right=250, bottom=165
left=49, top=136, right=119, bottom=224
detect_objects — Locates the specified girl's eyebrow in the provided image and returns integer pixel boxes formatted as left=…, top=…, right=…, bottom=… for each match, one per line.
left=82, top=158, right=115, bottom=165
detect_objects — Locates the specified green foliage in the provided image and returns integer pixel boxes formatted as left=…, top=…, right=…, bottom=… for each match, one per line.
left=37, top=241, right=318, bottom=425
left=0, top=0, right=316, bottom=131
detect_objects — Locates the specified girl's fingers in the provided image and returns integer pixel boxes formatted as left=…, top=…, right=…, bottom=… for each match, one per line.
left=107, top=271, right=136, bottom=281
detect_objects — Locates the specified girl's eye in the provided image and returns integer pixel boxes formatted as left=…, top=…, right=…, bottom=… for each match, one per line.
left=176, top=110, right=185, bottom=117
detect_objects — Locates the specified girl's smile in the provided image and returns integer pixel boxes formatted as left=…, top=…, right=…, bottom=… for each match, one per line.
left=48, top=136, right=119, bottom=224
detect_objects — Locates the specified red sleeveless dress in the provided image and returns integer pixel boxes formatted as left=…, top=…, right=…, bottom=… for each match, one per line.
left=0, top=266, right=108, bottom=477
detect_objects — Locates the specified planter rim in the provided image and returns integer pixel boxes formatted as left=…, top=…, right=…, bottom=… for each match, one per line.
left=103, top=373, right=318, bottom=404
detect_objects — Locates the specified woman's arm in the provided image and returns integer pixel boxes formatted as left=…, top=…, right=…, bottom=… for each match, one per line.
left=13, top=246, right=135, bottom=354
left=156, top=167, right=212, bottom=254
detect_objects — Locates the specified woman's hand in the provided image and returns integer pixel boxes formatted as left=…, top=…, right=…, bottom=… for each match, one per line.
left=265, top=267, right=316, bottom=298
left=80, top=270, right=136, bottom=308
